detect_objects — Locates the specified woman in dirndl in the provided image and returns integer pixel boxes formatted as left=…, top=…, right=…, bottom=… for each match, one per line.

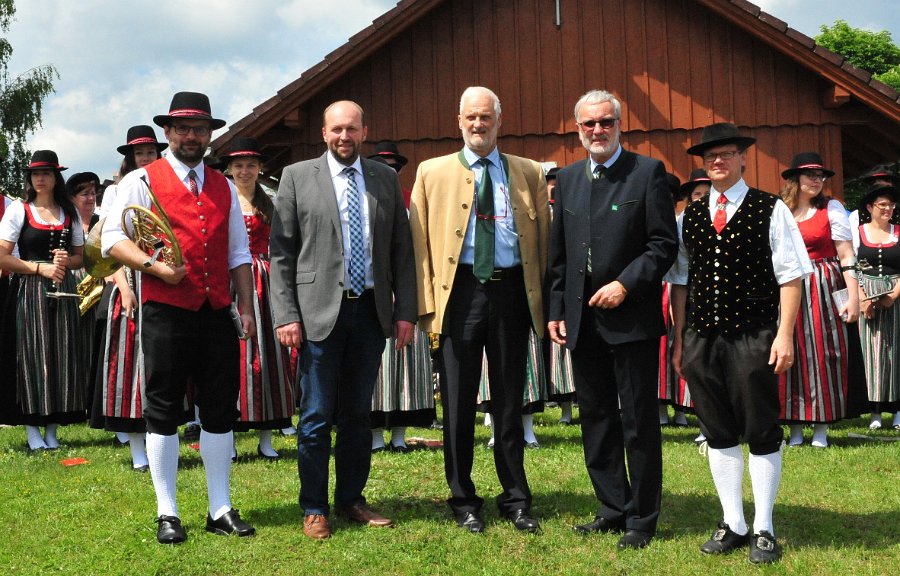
left=856, top=183, right=900, bottom=431
left=89, top=125, right=168, bottom=470
left=221, top=137, right=294, bottom=459
left=0, top=150, right=85, bottom=450
left=778, top=153, right=859, bottom=448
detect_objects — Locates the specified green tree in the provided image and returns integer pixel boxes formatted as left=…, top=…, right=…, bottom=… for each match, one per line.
left=816, top=19, right=900, bottom=90
left=0, top=0, right=57, bottom=196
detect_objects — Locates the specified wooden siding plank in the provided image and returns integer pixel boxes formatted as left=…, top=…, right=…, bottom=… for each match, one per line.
left=538, top=0, right=565, bottom=135
left=515, top=0, right=542, bottom=135
left=495, top=0, right=521, bottom=131
left=409, top=18, right=437, bottom=140
left=687, top=2, right=714, bottom=127
left=623, top=0, right=649, bottom=132
left=666, top=0, right=693, bottom=130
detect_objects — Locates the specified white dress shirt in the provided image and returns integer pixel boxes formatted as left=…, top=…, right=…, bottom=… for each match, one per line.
left=100, top=154, right=251, bottom=269
left=666, top=178, right=812, bottom=285
left=326, top=151, right=374, bottom=290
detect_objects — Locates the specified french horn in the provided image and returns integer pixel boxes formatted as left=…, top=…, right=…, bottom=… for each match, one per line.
left=78, top=175, right=182, bottom=314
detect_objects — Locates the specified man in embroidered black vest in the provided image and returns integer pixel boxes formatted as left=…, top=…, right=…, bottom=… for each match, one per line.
left=102, top=91, right=257, bottom=544
left=547, top=89, right=678, bottom=551
left=668, top=123, right=812, bottom=564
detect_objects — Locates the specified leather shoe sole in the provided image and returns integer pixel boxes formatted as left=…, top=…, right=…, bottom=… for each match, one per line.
left=617, top=529, right=653, bottom=550
left=340, top=503, right=394, bottom=527
left=574, top=515, right=625, bottom=535
left=206, top=509, right=256, bottom=537
left=457, top=512, right=485, bottom=533
left=157, top=515, right=186, bottom=544
left=507, top=509, right=540, bottom=533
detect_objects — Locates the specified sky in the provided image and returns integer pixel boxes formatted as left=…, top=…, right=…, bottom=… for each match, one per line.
left=4, top=0, right=900, bottom=182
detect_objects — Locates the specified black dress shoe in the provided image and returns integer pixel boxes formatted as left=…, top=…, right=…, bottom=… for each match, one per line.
left=617, top=529, right=653, bottom=550
left=157, top=515, right=186, bottom=544
left=133, top=464, right=149, bottom=473
left=389, top=442, right=410, bottom=453
left=206, top=509, right=256, bottom=537
left=506, top=509, right=540, bottom=533
left=749, top=531, right=781, bottom=564
left=457, top=512, right=485, bottom=533
left=257, top=445, right=280, bottom=461
left=573, top=515, right=625, bottom=535
left=700, top=522, right=750, bottom=555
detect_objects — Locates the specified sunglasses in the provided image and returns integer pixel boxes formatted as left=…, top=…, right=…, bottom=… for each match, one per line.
left=577, top=117, right=618, bottom=130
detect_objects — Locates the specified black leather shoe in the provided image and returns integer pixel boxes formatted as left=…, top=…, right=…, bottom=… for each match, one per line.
left=457, top=512, right=485, bottom=533
left=506, top=509, right=540, bottom=533
left=573, top=515, right=625, bottom=535
left=206, top=509, right=256, bottom=537
left=617, top=529, right=653, bottom=550
left=700, top=522, right=750, bottom=555
left=157, top=515, right=186, bottom=544
left=749, top=531, right=781, bottom=564
left=133, top=464, right=149, bottom=473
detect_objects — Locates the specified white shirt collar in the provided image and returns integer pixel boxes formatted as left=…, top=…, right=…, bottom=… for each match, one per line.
left=589, top=144, right=623, bottom=173
left=165, top=153, right=206, bottom=188
left=327, top=151, right=363, bottom=178
left=712, top=178, right=749, bottom=205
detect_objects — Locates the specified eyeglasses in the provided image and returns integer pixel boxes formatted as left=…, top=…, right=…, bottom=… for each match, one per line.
left=171, top=125, right=211, bottom=137
left=703, top=150, right=739, bottom=163
left=873, top=202, right=896, bottom=211
left=577, top=117, right=618, bottom=130
left=800, top=170, right=827, bottom=181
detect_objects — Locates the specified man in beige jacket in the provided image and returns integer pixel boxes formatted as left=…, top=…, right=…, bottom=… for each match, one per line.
left=409, top=86, right=549, bottom=534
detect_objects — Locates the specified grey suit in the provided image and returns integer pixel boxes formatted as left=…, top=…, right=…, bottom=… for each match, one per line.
left=270, top=152, right=416, bottom=340
left=269, top=151, right=416, bottom=516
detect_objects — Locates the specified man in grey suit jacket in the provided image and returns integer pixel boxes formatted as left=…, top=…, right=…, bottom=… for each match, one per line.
left=547, top=89, right=677, bottom=551
left=269, top=100, right=416, bottom=540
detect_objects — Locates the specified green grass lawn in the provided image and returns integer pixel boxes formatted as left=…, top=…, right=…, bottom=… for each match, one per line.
left=0, top=409, right=897, bottom=576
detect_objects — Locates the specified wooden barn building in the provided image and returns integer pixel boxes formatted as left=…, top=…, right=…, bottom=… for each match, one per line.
left=211, top=0, right=900, bottom=198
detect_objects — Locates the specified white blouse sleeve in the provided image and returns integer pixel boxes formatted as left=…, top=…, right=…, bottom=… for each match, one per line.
left=0, top=200, right=26, bottom=244
left=826, top=199, right=852, bottom=242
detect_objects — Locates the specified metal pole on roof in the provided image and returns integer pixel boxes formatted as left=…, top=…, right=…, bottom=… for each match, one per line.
left=555, top=0, right=561, bottom=27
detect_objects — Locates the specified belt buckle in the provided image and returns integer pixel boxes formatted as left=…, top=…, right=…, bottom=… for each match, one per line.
left=346, top=290, right=360, bottom=299
left=489, top=269, right=502, bottom=282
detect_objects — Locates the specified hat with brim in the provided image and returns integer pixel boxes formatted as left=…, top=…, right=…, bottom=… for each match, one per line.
left=859, top=183, right=898, bottom=211
left=859, top=164, right=900, bottom=187
left=680, top=168, right=711, bottom=195
left=781, top=152, right=835, bottom=179
left=153, top=91, right=226, bottom=130
left=66, top=172, right=100, bottom=194
left=368, top=141, right=408, bottom=167
left=220, top=137, right=269, bottom=166
left=687, top=123, right=756, bottom=156
left=24, top=150, right=67, bottom=172
left=117, top=125, right=168, bottom=155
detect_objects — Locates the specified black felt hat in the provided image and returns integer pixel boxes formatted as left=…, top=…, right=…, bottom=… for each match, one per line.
left=153, top=91, right=226, bottom=130
left=117, top=125, right=167, bottom=155
left=24, top=150, right=67, bottom=172
left=687, top=123, right=756, bottom=156
left=680, top=168, right=711, bottom=195
left=368, top=141, right=408, bottom=167
left=781, top=152, right=835, bottom=179
left=220, top=137, right=269, bottom=164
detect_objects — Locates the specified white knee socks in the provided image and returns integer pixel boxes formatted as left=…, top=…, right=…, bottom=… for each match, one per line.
left=371, top=428, right=386, bottom=451
left=129, top=432, right=149, bottom=469
left=25, top=425, right=47, bottom=450
left=522, top=414, right=538, bottom=445
left=748, top=447, right=782, bottom=536
left=258, top=429, right=278, bottom=457
left=200, top=430, right=233, bottom=520
left=43, top=424, right=59, bottom=449
left=147, top=432, right=179, bottom=518
left=707, top=445, right=748, bottom=535
left=390, top=427, right=407, bottom=449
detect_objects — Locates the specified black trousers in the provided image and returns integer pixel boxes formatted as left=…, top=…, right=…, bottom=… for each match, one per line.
left=141, top=301, right=239, bottom=435
left=571, top=297, right=662, bottom=535
left=439, top=265, right=532, bottom=517
left=682, top=325, right=784, bottom=455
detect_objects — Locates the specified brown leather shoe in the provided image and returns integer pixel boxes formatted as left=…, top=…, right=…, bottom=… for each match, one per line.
left=303, top=514, right=331, bottom=540
left=340, top=503, right=394, bottom=527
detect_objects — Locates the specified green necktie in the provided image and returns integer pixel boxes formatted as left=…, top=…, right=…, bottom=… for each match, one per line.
left=473, top=158, right=495, bottom=283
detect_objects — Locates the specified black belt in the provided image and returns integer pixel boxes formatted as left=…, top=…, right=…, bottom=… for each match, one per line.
left=457, top=264, right=523, bottom=281
left=342, top=289, right=373, bottom=300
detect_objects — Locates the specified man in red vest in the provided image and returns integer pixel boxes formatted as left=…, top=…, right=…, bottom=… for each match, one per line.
left=102, top=91, right=257, bottom=545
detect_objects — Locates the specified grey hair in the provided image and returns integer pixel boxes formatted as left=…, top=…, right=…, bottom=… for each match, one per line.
left=573, top=90, right=621, bottom=121
left=459, top=86, right=502, bottom=117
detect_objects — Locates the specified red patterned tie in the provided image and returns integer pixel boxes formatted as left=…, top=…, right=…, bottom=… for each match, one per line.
left=713, top=193, right=728, bottom=233
left=188, top=169, right=199, bottom=196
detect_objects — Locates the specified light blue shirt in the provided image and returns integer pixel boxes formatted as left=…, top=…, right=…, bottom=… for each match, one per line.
left=326, top=152, right=374, bottom=290
left=588, top=144, right=623, bottom=174
left=458, top=146, right=521, bottom=268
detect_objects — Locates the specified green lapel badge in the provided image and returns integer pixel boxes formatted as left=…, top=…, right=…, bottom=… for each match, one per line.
left=612, top=204, right=619, bottom=211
